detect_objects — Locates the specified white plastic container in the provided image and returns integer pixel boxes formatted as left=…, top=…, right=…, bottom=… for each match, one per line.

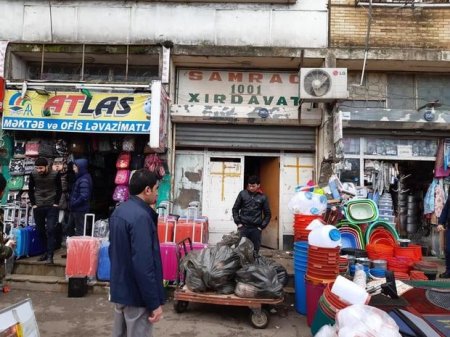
left=331, top=275, right=370, bottom=305
left=307, top=224, right=341, bottom=248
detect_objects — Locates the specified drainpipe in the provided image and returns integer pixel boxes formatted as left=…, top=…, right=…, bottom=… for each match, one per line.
left=360, top=0, right=372, bottom=86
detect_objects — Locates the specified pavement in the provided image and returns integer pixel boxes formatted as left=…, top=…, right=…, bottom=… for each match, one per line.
left=0, top=289, right=313, bottom=337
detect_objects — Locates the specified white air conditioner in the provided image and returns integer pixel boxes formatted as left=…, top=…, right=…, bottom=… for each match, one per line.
left=300, top=68, right=348, bottom=101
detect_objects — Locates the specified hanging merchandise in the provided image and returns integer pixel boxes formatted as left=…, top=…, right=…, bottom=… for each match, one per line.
left=434, top=181, right=445, bottom=218
left=116, top=152, right=131, bottom=169
left=13, top=140, right=26, bottom=158
left=434, top=139, right=450, bottom=177
left=144, top=154, right=166, bottom=179
left=424, top=179, right=437, bottom=215
left=122, top=136, right=136, bottom=152
left=9, top=158, right=25, bottom=176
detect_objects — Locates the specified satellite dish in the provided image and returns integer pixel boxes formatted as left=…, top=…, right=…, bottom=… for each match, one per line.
left=303, top=69, right=331, bottom=97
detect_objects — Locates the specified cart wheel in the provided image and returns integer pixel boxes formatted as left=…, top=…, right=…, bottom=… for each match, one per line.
left=173, top=300, right=189, bottom=313
left=250, top=309, right=269, bottom=329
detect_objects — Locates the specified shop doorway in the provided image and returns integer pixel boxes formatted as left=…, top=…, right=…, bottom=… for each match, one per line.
left=244, top=156, right=280, bottom=250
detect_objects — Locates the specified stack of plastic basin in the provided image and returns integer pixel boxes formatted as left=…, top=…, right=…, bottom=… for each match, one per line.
left=293, top=241, right=308, bottom=315
left=344, top=199, right=379, bottom=224
left=305, top=245, right=339, bottom=326
left=311, top=282, right=351, bottom=336
left=293, top=214, right=321, bottom=241
left=394, top=244, right=422, bottom=262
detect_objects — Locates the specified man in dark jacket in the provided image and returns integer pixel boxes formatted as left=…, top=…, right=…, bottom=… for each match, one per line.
left=437, top=194, right=450, bottom=278
left=68, top=158, right=93, bottom=236
left=232, top=175, right=271, bottom=254
left=29, top=157, right=62, bottom=264
left=109, top=169, right=164, bottom=337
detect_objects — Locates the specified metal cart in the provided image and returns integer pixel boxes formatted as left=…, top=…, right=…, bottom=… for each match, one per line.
left=173, top=238, right=284, bottom=329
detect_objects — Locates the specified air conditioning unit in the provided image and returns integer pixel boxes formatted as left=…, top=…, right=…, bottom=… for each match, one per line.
left=300, top=68, right=348, bottom=101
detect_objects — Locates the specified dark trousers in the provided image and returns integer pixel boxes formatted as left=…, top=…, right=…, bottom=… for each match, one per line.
left=240, top=226, right=262, bottom=253
left=33, top=206, right=59, bottom=257
left=445, top=229, right=450, bottom=272
left=65, top=212, right=88, bottom=237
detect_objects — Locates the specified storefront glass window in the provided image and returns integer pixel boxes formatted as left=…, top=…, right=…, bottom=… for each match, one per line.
left=339, top=159, right=360, bottom=184
left=364, top=137, right=437, bottom=157
left=343, top=137, right=360, bottom=155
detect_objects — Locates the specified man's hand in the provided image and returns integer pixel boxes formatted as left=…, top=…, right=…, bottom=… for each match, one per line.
left=437, top=224, right=445, bottom=232
left=148, top=306, right=163, bottom=323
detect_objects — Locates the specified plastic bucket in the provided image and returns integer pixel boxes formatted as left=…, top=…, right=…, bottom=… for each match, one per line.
left=294, top=271, right=307, bottom=315
left=306, top=280, right=326, bottom=327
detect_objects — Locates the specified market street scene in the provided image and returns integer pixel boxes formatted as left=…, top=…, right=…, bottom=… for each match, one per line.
left=1, top=1, right=450, bottom=337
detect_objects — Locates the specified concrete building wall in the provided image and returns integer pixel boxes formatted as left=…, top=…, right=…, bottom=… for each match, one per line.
left=0, top=0, right=328, bottom=48
left=331, top=0, right=450, bottom=49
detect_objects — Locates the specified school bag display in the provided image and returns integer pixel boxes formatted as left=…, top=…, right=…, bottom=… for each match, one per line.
left=112, top=185, right=129, bottom=202
left=114, top=169, right=130, bottom=185
left=9, top=158, right=25, bottom=176
left=25, top=141, right=39, bottom=156
left=116, top=152, right=131, bottom=169
left=7, top=176, right=24, bottom=191
left=24, top=157, right=36, bottom=174
left=122, top=136, right=136, bottom=152
left=13, top=140, right=26, bottom=158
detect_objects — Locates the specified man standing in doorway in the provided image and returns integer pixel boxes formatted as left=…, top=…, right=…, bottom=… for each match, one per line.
left=109, top=169, right=164, bottom=337
left=68, top=158, right=93, bottom=236
left=232, top=175, right=271, bottom=255
left=29, top=157, right=62, bottom=264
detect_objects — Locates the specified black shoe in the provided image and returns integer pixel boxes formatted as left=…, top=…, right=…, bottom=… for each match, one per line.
left=38, top=254, right=48, bottom=262
left=439, top=272, right=450, bottom=279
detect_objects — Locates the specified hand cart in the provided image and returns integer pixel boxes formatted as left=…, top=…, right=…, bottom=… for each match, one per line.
left=173, top=238, right=284, bottom=329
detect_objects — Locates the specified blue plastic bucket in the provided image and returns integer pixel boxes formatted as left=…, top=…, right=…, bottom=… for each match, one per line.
left=294, top=271, right=307, bottom=315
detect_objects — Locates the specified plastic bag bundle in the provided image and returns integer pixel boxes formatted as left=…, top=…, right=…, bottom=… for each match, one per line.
left=288, top=191, right=327, bottom=215
left=202, top=245, right=241, bottom=294
left=234, top=237, right=255, bottom=266
left=335, top=304, right=401, bottom=337
left=255, top=256, right=289, bottom=287
left=235, top=282, right=258, bottom=298
left=182, top=250, right=207, bottom=292
left=220, top=231, right=241, bottom=247
left=92, top=219, right=109, bottom=239
left=235, top=264, right=283, bottom=299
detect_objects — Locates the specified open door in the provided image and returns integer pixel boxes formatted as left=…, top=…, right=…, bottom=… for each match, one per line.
left=259, top=157, right=280, bottom=249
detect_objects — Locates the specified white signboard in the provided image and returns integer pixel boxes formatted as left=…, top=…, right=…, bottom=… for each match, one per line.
left=397, top=145, right=413, bottom=157
left=0, top=299, right=40, bottom=337
left=176, top=69, right=300, bottom=108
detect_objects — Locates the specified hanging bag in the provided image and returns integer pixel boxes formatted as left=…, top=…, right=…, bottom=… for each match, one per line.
left=25, top=140, right=40, bottom=157
left=7, top=176, right=24, bottom=190
left=55, top=139, right=68, bottom=157
left=116, top=152, right=131, bottom=169
left=112, top=185, right=129, bottom=202
left=23, top=157, right=36, bottom=174
left=9, top=158, right=25, bottom=176
left=122, top=136, right=136, bottom=152
left=39, top=139, right=56, bottom=157
left=114, top=169, right=131, bottom=185
left=13, top=140, right=26, bottom=158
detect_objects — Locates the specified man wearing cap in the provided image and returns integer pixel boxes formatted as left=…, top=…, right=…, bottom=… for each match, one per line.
left=29, top=157, right=62, bottom=264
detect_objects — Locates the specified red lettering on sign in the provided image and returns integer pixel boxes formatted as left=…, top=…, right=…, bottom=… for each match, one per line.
left=270, top=74, right=282, bottom=83
left=43, top=95, right=67, bottom=115
left=209, top=72, right=222, bottom=81
left=289, top=74, right=299, bottom=84
left=188, top=71, right=203, bottom=80
left=249, top=73, right=263, bottom=83
left=65, top=95, right=85, bottom=114
left=228, top=73, right=243, bottom=82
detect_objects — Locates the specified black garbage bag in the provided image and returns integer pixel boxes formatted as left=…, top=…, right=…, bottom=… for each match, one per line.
left=234, top=237, right=255, bottom=266
left=202, top=244, right=241, bottom=292
left=182, top=250, right=207, bottom=292
left=235, top=264, right=283, bottom=299
left=255, top=255, right=289, bottom=287
left=220, top=231, right=241, bottom=247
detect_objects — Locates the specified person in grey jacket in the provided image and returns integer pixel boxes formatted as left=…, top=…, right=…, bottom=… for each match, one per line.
left=109, top=169, right=164, bottom=337
left=232, top=175, right=271, bottom=255
left=29, top=157, right=62, bottom=264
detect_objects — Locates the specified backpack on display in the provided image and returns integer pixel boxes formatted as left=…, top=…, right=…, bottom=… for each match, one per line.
left=112, top=185, right=129, bottom=202
left=52, top=157, right=67, bottom=173
left=39, top=139, right=56, bottom=157
left=25, top=141, right=40, bottom=156
left=98, top=138, right=112, bottom=153
left=122, top=136, right=136, bottom=152
left=55, top=139, right=68, bottom=157
left=13, top=140, right=26, bottom=158
left=24, top=157, right=36, bottom=174
left=22, top=175, right=30, bottom=190
left=114, top=169, right=130, bottom=185
left=9, top=158, right=25, bottom=176
left=116, top=152, right=131, bottom=169
left=7, top=176, right=24, bottom=190
left=144, top=154, right=165, bottom=179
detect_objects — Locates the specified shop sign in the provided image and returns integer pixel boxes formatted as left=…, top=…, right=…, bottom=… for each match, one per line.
left=397, top=145, right=413, bottom=157
left=2, top=90, right=151, bottom=134
left=176, top=69, right=299, bottom=107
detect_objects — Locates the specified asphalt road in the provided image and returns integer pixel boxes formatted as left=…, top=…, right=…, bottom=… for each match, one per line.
left=1, top=289, right=312, bottom=337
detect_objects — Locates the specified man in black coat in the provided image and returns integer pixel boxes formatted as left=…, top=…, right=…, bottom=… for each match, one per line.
left=232, top=175, right=271, bottom=255
left=437, top=194, right=450, bottom=278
